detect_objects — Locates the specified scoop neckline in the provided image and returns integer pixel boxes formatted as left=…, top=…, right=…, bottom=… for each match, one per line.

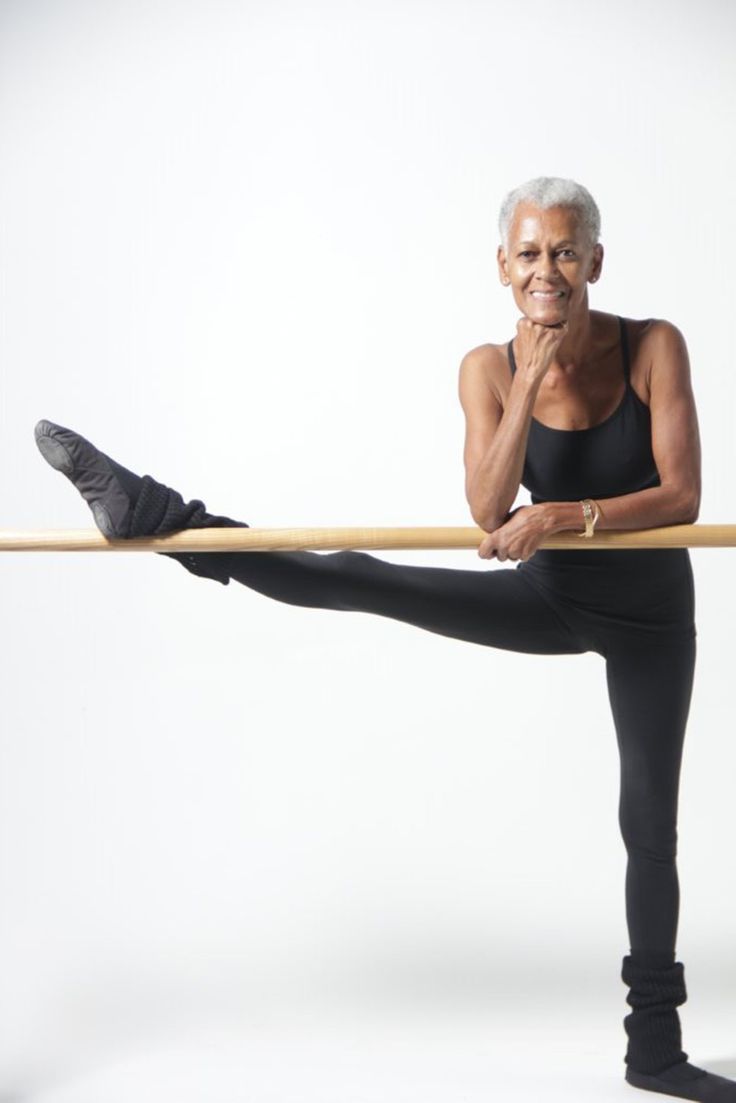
left=508, top=318, right=629, bottom=435
left=529, top=381, right=628, bottom=434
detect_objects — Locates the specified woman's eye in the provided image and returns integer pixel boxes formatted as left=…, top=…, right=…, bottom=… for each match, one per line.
left=517, top=249, right=575, bottom=259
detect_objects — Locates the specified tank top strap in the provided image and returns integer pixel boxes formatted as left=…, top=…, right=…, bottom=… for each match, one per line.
left=617, top=315, right=631, bottom=381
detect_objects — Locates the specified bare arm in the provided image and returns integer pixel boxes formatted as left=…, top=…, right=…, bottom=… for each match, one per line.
left=459, top=321, right=568, bottom=530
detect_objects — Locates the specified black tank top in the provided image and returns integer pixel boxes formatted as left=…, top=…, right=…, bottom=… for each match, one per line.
left=507, top=316, right=660, bottom=502
left=508, top=317, right=694, bottom=647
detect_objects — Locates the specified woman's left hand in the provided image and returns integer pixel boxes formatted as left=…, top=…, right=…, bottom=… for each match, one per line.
left=478, top=505, right=551, bottom=562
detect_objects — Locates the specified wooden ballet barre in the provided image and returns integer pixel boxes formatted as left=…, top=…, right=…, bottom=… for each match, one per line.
left=1, top=524, right=736, bottom=552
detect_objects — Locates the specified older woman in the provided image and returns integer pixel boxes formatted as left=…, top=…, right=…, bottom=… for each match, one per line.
left=35, top=177, right=733, bottom=1101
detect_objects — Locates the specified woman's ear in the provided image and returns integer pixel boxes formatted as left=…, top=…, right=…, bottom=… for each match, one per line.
left=497, top=244, right=510, bottom=286
left=589, top=242, right=604, bottom=283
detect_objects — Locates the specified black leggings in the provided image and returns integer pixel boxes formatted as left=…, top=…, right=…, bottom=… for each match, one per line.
left=205, top=543, right=696, bottom=959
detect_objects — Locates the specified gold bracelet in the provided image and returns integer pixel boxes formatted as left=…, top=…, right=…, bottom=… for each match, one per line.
left=578, top=499, right=600, bottom=538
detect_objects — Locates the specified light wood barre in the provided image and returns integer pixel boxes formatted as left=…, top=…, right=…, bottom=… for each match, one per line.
left=1, top=525, right=736, bottom=552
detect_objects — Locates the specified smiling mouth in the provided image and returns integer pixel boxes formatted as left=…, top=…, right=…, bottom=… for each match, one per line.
left=530, top=291, right=566, bottom=300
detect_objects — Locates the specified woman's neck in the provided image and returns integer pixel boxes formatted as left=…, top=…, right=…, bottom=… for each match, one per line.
left=552, top=308, right=607, bottom=373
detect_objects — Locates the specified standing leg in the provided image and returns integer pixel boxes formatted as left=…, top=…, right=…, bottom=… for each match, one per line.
left=607, top=640, right=736, bottom=1098
left=606, top=639, right=695, bottom=960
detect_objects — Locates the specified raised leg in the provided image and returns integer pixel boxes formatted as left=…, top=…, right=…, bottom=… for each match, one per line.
left=224, top=547, right=590, bottom=654
left=34, top=418, right=588, bottom=656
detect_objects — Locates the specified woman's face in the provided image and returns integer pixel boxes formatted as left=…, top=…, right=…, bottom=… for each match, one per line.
left=497, top=202, right=603, bottom=326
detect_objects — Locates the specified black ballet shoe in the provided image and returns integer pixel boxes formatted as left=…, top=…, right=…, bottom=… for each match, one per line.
left=35, top=419, right=142, bottom=538
left=35, top=418, right=248, bottom=585
left=626, top=1062, right=736, bottom=1100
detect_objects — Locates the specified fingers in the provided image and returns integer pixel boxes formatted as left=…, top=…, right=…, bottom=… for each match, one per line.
left=516, top=317, right=569, bottom=335
left=515, top=320, right=569, bottom=352
left=513, top=317, right=569, bottom=380
left=478, top=540, right=524, bottom=563
left=479, top=549, right=522, bottom=562
left=479, top=515, right=540, bottom=563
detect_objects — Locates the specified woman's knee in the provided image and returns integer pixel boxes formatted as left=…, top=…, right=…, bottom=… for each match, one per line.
left=619, top=789, right=679, bottom=862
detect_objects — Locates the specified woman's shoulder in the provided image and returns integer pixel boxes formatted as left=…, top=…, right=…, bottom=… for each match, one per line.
left=614, top=312, right=686, bottom=346
left=457, top=341, right=511, bottom=410
left=616, top=315, right=691, bottom=405
left=618, top=314, right=689, bottom=361
left=459, top=339, right=510, bottom=368
left=587, top=312, right=690, bottom=384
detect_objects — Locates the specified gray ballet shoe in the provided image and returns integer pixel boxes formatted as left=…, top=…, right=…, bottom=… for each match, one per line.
left=34, top=419, right=140, bottom=538
left=35, top=417, right=248, bottom=585
left=626, top=1064, right=736, bottom=1100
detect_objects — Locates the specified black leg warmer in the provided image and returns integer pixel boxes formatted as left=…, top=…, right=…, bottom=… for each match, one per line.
left=34, top=419, right=248, bottom=586
left=620, top=956, right=736, bottom=1098
left=622, top=953, right=690, bottom=1075
left=129, top=475, right=249, bottom=586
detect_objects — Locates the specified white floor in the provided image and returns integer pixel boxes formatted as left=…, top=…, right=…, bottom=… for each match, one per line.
left=3, top=990, right=736, bottom=1103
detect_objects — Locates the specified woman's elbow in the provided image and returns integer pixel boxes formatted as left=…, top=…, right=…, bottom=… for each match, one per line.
left=679, top=487, right=700, bottom=524
left=466, top=487, right=494, bottom=531
left=469, top=505, right=502, bottom=532
left=466, top=479, right=507, bottom=532
left=684, top=500, right=700, bottom=524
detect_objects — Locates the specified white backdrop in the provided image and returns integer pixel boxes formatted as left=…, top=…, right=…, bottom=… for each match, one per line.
left=1, top=1, right=736, bottom=1100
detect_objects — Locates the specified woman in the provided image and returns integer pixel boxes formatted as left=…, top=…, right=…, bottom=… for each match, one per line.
left=35, top=177, right=733, bottom=1101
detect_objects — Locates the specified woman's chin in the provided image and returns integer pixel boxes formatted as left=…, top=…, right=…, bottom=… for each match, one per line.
left=520, top=311, right=569, bottom=326
left=525, top=306, right=568, bottom=326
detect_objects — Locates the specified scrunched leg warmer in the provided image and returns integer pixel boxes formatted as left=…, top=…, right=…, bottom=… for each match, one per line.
left=127, top=474, right=248, bottom=586
left=621, top=954, right=736, bottom=1099
left=622, top=953, right=691, bottom=1075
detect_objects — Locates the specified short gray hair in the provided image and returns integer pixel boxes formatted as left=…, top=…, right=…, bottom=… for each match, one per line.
left=498, top=177, right=601, bottom=250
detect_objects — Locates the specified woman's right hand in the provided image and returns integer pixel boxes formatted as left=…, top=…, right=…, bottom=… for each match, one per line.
left=513, top=317, right=569, bottom=385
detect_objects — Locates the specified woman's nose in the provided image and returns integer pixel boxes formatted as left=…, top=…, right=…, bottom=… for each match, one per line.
left=536, top=254, right=559, bottom=279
